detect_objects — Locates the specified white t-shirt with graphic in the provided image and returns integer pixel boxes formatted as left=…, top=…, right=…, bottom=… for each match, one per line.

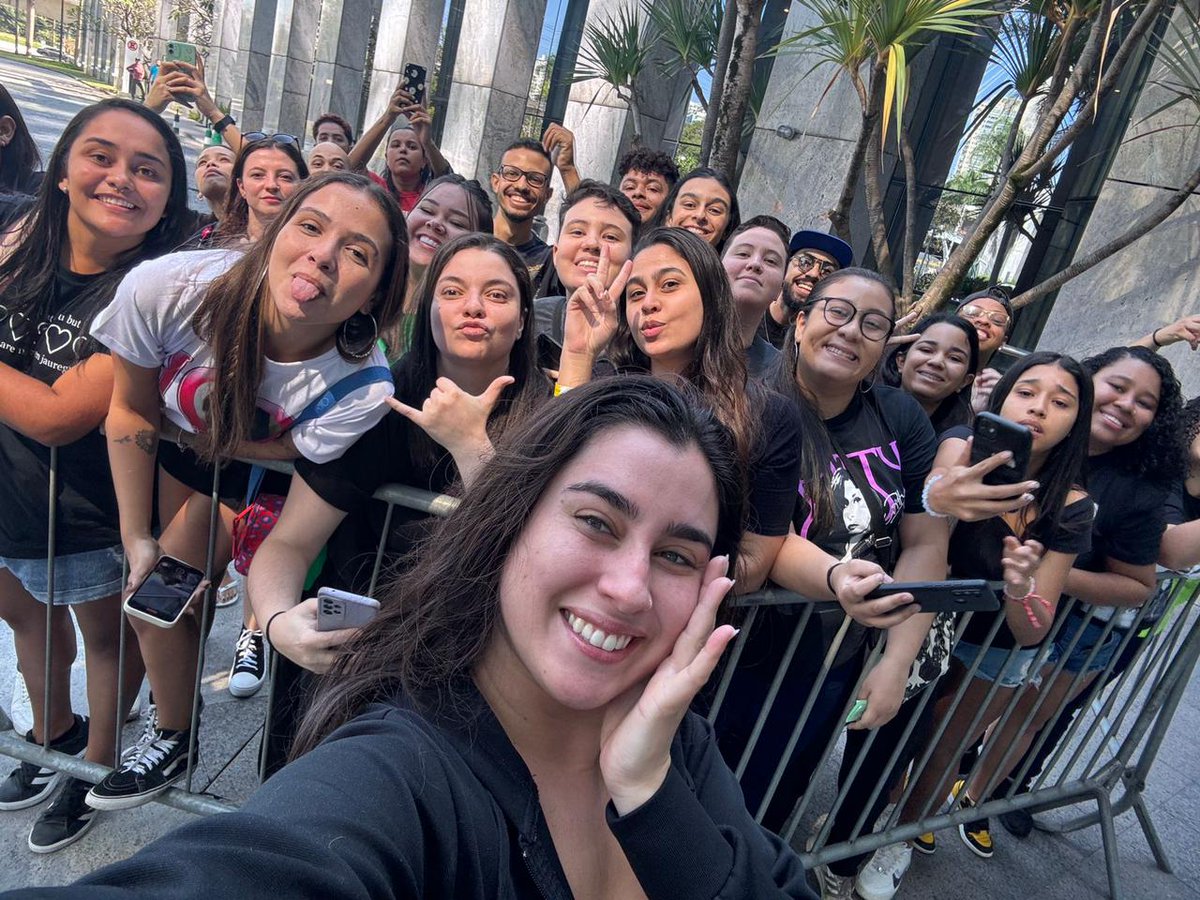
left=92, top=249, right=394, bottom=464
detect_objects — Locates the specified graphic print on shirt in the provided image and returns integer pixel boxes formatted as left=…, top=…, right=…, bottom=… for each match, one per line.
left=797, top=441, right=905, bottom=559
left=0, top=303, right=93, bottom=377
left=162, top=350, right=292, bottom=440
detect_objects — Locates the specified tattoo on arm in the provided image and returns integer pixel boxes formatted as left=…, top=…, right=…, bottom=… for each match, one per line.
left=114, top=429, right=158, bottom=455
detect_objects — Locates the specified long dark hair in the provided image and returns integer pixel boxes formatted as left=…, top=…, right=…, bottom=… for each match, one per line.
left=0, top=99, right=190, bottom=365
left=220, top=137, right=308, bottom=238
left=654, top=166, right=741, bottom=250
left=292, top=376, right=745, bottom=751
left=987, top=351, right=1093, bottom=544
left=0, top=83, right=40, bottom=191
left=1081, top=345, right=1186, bottom=484
left=608, top=227, right=756, bottom=463
left=883, top=313, right=980, bottom=432
left=191, top=173, right=407, bottom=461
left=394, top=232, right=542, bottom=471
left=771, top=267, right=897, bottom=533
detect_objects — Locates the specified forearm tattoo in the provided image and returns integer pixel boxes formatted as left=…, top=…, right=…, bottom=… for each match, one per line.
left=114, top=429, right=157, bottom=455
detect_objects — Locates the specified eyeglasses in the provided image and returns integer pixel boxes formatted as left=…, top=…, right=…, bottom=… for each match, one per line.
left=241, top=132, right=301, bottom=148
left=817, top=297, right=894, bottom=342
left=791, top=252, right=838, bottom=279
left=495, top=164, right=549, bottom=189
left=959, top=303, right=1011, bottom=328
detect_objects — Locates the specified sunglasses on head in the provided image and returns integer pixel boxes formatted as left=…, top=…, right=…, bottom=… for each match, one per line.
left=242, top=132, right=301, bottom=148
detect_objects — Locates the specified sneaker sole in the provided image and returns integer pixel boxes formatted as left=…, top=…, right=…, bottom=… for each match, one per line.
left=28, top=812, right=99, bottom=854
left=958, top=825, right=994, bottom=859
left=0, top=772, right=62, bottom=811
left=911, top=840, right=935, bottom=856
left=85, top=773, right=187, bottom=811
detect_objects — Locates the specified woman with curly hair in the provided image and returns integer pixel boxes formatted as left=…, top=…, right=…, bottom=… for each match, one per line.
left=950, top=344, right=1186, bottom=855
left=1160, top=396, right=1200, bottom=570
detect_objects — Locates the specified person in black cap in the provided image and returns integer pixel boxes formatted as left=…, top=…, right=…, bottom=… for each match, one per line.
left=758, top=229, right=853, bottom=349
left=955, top=286, right=1014, bottom=412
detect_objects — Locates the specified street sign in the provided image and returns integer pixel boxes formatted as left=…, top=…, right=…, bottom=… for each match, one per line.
left=127, top=40, right=139, bottom=52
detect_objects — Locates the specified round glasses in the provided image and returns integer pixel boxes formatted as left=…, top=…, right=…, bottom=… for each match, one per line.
left=495, top=164, right=549, bottom=189
left=817, top=297, right=894, bottom=342
left=959, top=303, right=1010, bottom=328
left=791, top=252, right=838, bottom=279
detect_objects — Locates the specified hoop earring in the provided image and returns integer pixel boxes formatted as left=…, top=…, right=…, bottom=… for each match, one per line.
left=336, top=311, right=379, bottom=360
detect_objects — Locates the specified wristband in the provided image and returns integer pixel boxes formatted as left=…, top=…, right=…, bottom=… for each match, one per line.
left=553, top=381, right=573, bottom=397
left=921, top=473, right=949, bottom=518
left=264, top=609, right=287, bottom=649
left=825, top=561, right=846, bottom=597
left=1151, top=327, right=1164, bottom=349
left=212, top=114, right=236, bottom=134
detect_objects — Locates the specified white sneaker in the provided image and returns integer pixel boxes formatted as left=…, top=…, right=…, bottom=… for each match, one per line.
left=10, top=673, right=33, bottom=736
left=216, top=562, right=241, bottom=608
left=228, top=628, right=267, bottom=698
left=855, top=841, right=913, bottom=900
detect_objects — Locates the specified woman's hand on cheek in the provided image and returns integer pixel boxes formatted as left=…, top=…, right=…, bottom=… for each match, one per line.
left=599, top=554, right=735, bottom=816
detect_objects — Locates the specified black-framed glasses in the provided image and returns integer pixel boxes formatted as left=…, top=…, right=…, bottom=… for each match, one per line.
left=495, top=164, right=548, bottom=189
left=242, top=132, right=300, bottom=148
left=817, top=297, right=894, bottom=342
left=959, top=303, right=1011, bottom=328
left=790, top=252, right=838, bottom=278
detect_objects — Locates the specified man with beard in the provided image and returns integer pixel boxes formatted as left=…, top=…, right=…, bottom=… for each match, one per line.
left=757, top=230, right=853, bottom=349
left=490, top=139, right=555, bottom=283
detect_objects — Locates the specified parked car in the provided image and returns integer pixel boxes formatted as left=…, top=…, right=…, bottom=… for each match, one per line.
left=36, top=46, right=69, bottom=61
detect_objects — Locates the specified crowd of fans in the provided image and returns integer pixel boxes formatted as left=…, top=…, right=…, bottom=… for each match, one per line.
left=0, top=57, right=1198, bottom=899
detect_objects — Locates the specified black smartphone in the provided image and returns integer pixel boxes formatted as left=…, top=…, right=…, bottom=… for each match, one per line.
left=866, top=579, right=999, bottom=614
left=970, top=411, right=1032, bottom=487
left=990, top=344, right=1029, bottom=376
left=124, top=555, right=208, bottom=628
left=537, top=332, right=562, bottom=372
left=402, top=63, right=427, bottom=106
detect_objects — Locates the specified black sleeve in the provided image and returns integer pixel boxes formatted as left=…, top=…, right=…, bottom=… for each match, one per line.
left=1165, top=483, right=1193, bottom=526
left=6, top=713, right=506, bottom=900
left=294, top=415, right=398, bottom=514
left=878, top=387, right=938, bottom=514
left=1103, top=481, right=1168, bottom=566
left=746, top=392, right=802, bottom=537
left=607, top=714, right=816, bottom=899
left=1047, top=495, right=1096, bottom=556
left=940, top=424, right=972, bottom=444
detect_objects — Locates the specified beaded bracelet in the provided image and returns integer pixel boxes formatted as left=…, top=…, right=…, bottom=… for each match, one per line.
left=921, top=473, right=949, bottom=518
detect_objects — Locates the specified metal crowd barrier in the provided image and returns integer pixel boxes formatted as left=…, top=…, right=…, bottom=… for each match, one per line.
left=0, top=444, right=1196, bottom=900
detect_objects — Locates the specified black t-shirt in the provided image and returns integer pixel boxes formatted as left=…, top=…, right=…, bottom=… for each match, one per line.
left=746, top=336, right=780, bottom=381
left=1073, top=452, right=1167, bottom=574
left=756, top=310, right=790, bottom=351
left=1165, top=481, right=1200, bottom=526
left=295, top=397, right=457, bottom=594
left=0, top=267, right=119, bottom=557
left=792, top=386, right=937, bottom=562
left=747, top=390, right=803, bottom=537
left=513, top=235, right=553, bottom=286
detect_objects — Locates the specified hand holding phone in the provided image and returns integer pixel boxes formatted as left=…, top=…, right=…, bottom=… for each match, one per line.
left=401, top=63, right=427, bottom=106
left=124, top=555, right=208, bottom=628
left=970, top=412, right=1032, bottom=487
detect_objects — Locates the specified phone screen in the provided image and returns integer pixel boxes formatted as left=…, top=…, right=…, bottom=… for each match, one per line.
left=126, top=556, right=205, bottom=622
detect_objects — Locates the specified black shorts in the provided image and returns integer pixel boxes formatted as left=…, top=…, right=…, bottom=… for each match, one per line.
left=157, top=440, right=252, bottom=507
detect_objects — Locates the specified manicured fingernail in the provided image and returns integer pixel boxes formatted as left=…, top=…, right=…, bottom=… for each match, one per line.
left=732, top=628, right=741, bottom=637
left=1030, top=482, right=1040, bottom=490
left=1022, top=493, right=1034, bottom=502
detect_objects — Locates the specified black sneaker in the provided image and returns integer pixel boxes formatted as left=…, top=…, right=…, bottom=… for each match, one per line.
left=86, top=729, right=193, bottom=811
left=0, top=716, right=88, bottom=811
left=999, top=808, right=1034, bottom=838
left=28, top=777, right=98, bottom=853
left=228, top=628, right=267, bottom=698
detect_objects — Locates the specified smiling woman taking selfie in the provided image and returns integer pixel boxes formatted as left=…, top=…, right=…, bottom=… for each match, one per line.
left=18, top=379, right=817, bottom=899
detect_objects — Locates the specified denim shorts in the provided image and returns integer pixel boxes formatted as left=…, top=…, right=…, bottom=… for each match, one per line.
left=1046, top=610, right=1122, bottom=675
left=953, top=639, right=1039, bottom=688
left=0, top=546, right=124, bottom=605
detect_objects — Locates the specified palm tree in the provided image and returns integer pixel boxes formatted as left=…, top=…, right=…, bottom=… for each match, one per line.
left=644, top=0, right=720, bottom=112
left=573, top=4, right=658, bottom=144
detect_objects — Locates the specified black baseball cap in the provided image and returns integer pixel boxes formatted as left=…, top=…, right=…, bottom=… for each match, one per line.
left=788, top=230, right=853, bottom=269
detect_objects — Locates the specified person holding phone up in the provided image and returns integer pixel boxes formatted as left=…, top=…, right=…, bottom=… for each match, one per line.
left=86, top=174, right=406, bottom=811
left=883, top=352, right=1095, bottom=887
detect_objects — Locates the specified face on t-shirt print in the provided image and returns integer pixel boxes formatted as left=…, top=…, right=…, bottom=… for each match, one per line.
left=798, top=442, right=905, bottom=555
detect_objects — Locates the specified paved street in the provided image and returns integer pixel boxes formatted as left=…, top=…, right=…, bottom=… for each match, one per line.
left=2, top=54, right=1200, bottom=899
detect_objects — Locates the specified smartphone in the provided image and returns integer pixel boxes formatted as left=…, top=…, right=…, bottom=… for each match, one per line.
left=866, top=579, right=999, bottom=614
left=845, top=699, right=868, bottom=725
left=971, top=412, right=1032, bottom=487
left=990, top=344, right=1029, bottom=376
left=124, top=555, right=208, bottom=628
left=316, top=587, right=380, bottom=632
left=401, top=63, right=427, bottom=106
left=537, top=332, right=562, bottom=372
left=164, top=41, right=199, bottom=66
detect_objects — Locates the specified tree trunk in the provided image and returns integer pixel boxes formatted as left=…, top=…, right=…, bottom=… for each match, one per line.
left=690, top=72, right=709, bottom=112
left=709, top=0, right=765, bottom=183
left=899, top=126, right=918, bottom=308
left=701, top=1, right=738, bottom=166
left=1009, top=162, right=1200, bottom=309
left=988, top=221, right=1016, bottom=284
left=24, top=0, right=35, bottom=53
left=862, top=83, right=895, bottom=290
left=626, top=89, right=645, bottom=145
left=829, top=65, right=884, bottom=244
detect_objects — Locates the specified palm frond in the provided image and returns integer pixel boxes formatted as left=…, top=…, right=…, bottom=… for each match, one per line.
left=644, top=0, right=720, bottom=78
left=573, top=4, right=657, bottom=92
left=1136, top=1, right=1200, bottom=125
